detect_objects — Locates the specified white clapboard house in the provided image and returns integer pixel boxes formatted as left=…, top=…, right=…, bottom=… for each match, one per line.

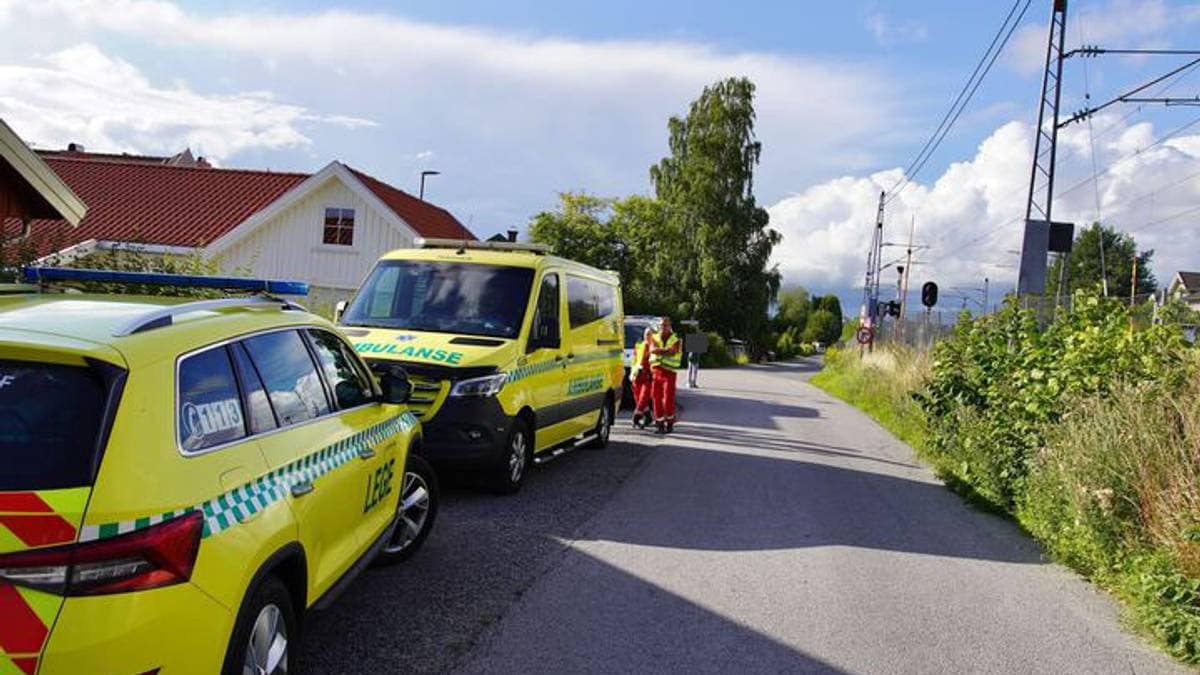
left=2, top=144, right=475, bottom=303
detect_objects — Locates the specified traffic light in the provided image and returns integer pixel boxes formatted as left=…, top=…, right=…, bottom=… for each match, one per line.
left=886, top=300, right=902, bottom=318
left=921, top=281, right=939, bottom=308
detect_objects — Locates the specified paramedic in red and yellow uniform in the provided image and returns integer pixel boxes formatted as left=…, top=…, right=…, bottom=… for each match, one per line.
left=649, top=318, right=682, bottom=433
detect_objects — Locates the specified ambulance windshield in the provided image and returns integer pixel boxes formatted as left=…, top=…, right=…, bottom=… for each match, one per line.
left=342, top=260, right=535, bottom=339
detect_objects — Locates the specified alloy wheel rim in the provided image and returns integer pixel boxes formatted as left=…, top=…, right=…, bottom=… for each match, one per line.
left=386, top=471, right=431, bottom=554
left=243, top=604, right=287, bottom=675
left=509, top=431, right=527, bottom=483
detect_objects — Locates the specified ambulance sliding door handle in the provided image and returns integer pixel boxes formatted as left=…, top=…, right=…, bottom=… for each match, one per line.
left=291, top=480, right=314, bottom=497
left=358, top=446, right=376, bottom=460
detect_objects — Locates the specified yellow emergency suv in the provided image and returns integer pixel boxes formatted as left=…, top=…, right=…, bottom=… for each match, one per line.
left=0, top=268, right=436, bottom=675
left=337, top=238, right=625, bottom=493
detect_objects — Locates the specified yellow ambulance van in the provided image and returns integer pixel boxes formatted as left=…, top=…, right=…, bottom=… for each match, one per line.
left=337, top=238, right=624, bottom=493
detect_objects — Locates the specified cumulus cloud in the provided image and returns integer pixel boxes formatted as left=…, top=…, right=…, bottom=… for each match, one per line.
left=0, top=43, right=374, bottom=161
left=768, top=114, right=1200, bottom=295
left=0, top=0, right=903, bottom=231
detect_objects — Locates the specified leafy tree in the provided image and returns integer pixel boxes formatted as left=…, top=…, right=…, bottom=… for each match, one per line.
left=817, top=294, right=843, bottom=318
left=529, top=193, right=681, bottom=317
left=1046, top=223, right=1156, bottom=299
left=649, top=77, right=781, bottom=342
left=775, top=286, right=810, bottom=330
left=803, top=309, right=840, bottom=345
left=528, top=193, right=627, bottom=275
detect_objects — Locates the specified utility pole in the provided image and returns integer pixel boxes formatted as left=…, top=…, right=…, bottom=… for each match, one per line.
left=1018, top=0, right=1068, bottom=307
left=860, top=191, right=885, bottom=351
left=899, top=215, right=916, bottom=325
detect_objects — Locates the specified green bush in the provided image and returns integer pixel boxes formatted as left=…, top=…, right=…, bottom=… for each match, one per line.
left=915, top=291, right=1188, bottom=511
left=700, top=331, right=735, bottom=367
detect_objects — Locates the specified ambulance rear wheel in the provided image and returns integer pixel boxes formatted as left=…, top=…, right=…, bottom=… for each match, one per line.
left=490, top=418, right=532, bottom=495
left=223, top=575, right=295, bottom=675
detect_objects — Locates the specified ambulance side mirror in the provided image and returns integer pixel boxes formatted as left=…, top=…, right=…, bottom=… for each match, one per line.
left=333, top=300, right=348, bottom=323
left=379, top=372, right=412, bottom=405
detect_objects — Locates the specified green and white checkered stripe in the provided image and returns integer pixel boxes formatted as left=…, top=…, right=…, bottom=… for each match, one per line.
left=506, top=348, right=622, bottom=384
left=79, top=411, right=419, bottom=542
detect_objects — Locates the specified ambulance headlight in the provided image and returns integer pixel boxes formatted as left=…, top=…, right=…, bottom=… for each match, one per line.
left=450, top=373, right=508, bottom=398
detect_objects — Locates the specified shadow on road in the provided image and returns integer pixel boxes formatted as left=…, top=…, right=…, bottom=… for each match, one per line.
left=457, top=542, right=848, bottom=675
left=577, top=444, right=1041, bottom=565
left=671, top=424, right=919, bottom=470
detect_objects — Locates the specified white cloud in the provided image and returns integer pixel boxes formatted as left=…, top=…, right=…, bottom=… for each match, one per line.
left=864, top=10, right=929, bottom=47
left=0, top=0, right=900, bottom=185
left=768, top=114, right=1200, bottom=296
left=0, top=43, right=373, bottom=161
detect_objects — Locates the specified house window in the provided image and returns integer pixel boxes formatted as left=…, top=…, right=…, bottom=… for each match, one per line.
left=323, top=207, right=355, bottom=246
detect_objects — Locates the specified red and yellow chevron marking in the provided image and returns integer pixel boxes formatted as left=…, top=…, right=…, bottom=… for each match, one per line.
left=0, top=489, right=89, bottom=554
left=0, top=489, right=89, bottom=674
left=0, top=583, right=60, bottom=675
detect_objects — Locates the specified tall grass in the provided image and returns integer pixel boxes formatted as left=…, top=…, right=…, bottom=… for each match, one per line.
left=810, top=345, right=929, bottom=451
left=1021, top=369, right=1200, bottom=661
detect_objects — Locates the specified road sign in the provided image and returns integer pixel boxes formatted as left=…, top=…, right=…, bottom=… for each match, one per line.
left=856, top=326, right=874, bottom=345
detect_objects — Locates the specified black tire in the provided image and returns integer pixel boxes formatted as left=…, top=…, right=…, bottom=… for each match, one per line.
left=587, top=397, right=614, bottom=449
left=222, top=575, right=297, bottom=675
left=375, top=454, right=440, bottom=565
left=489, top=417, right=532, bottom=495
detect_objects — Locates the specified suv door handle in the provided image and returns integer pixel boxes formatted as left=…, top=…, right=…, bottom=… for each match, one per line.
left=358, top=446, right=376, bottom=460
left=291, top=480, right=314, bottom=497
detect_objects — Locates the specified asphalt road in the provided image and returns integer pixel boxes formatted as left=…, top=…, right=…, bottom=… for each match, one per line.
left=302, top=359, right=1185, bottom=674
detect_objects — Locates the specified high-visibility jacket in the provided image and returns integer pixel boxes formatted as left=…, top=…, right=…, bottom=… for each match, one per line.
left=632, top=340, right=651, bottom=377
left=649, top=331, right=682, bottom=370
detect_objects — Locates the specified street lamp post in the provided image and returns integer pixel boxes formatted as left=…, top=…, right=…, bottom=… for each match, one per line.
left=419, top=170, right=440, bottom=201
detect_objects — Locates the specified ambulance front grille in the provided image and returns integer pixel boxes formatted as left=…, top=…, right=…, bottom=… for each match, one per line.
left=406, top=376, right=448, bottom=419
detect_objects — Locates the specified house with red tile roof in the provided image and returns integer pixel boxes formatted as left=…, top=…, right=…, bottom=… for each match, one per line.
left=2, top=143, right=475, bottom=300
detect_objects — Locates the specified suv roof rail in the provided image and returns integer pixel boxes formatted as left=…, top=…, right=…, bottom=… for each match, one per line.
left=113, top=296, right=307, bottom=337
left=413, top=237, right=551, bottom=254
left=21, top=267, right=310, bottom=296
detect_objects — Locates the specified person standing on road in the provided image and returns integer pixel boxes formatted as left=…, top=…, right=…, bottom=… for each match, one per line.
left=686, top=349, right=700, bottom=389
left=650, top=317, right=682, bottom=433
left=631, top=327, right=655, bottom=428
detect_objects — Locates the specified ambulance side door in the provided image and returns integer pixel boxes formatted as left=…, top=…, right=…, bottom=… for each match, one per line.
left=562, top=275, right=607, bottom=437
left=523, top=270, right=571, bottom=451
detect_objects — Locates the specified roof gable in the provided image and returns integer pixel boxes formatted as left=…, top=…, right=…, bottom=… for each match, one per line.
left=1174, top=271, right=1200, bottom=293
left=0, top=119, right=87, bottom=225
left=346, top=167, right=475, bottom=241
left=3, top=152, right=474, bottom=262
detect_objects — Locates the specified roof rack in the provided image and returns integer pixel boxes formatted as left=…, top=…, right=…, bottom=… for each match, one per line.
left=413, top=237, right=551, bottom=254
left=112, top=296, right=306, bottom=337
left=21, top=267, right=310, bottom=296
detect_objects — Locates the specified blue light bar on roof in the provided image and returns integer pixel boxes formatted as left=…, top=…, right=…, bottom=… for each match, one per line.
left=21, top=267, right=310, bottom=296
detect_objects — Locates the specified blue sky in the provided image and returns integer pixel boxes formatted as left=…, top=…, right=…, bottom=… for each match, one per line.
left=3, top=0, right=1200, bottom=306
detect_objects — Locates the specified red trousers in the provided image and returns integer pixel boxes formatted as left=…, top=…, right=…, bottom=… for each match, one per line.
left=632, top=370, right=654, bottom=415
left=651, top=367, right=677, bottom=423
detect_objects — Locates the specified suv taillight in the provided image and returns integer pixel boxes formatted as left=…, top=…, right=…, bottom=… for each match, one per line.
left=0, top=512, right=203, bottom=596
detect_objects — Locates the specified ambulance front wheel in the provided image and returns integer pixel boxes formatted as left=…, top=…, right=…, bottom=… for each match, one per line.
left=587, top=397, right=614, bottom=449
left=489, top=417, right=532, bottom=495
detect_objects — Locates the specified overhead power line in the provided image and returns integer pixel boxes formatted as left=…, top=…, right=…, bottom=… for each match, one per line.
left=883, top=0, right=1030, bottom=206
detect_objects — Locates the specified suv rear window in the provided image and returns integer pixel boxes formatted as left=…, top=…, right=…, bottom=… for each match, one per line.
left=0, top=360, right=109, bottom=490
